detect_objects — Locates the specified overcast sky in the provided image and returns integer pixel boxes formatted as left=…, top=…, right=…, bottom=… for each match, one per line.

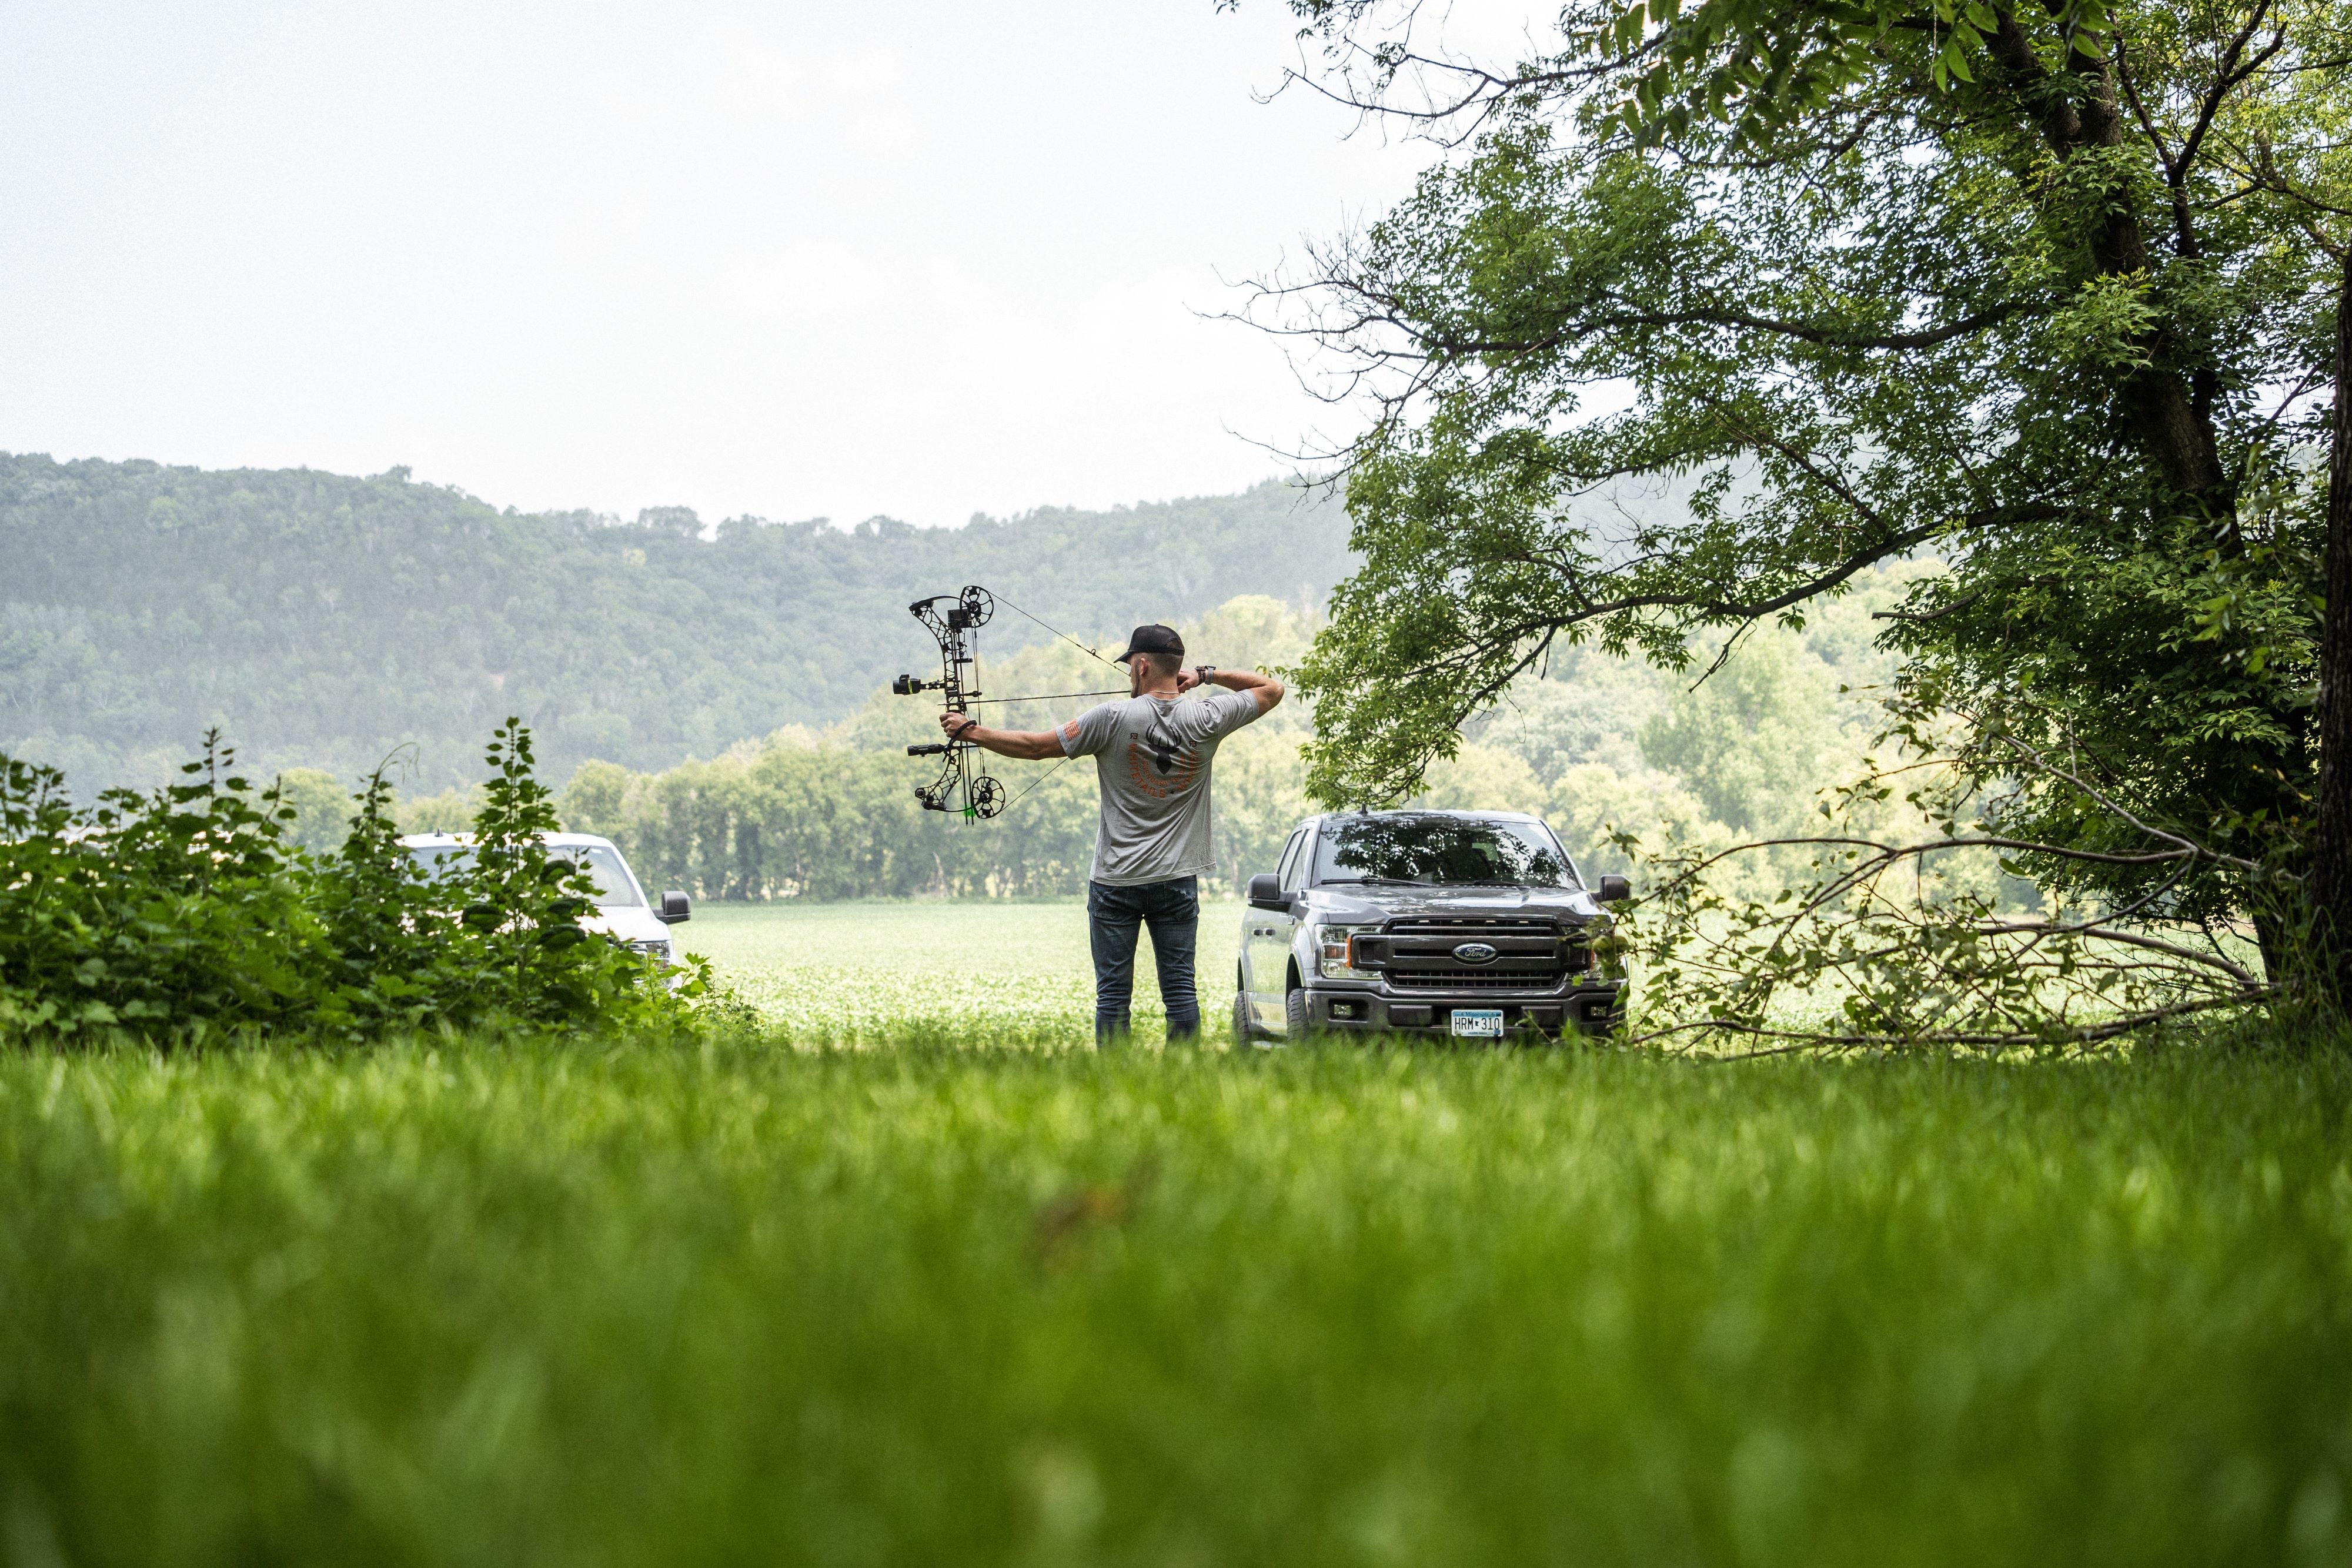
left=0, top=2, right=1489, bottom=528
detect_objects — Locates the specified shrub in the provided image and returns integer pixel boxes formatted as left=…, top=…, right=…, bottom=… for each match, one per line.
left=0, top=720, right=704, bottom=1044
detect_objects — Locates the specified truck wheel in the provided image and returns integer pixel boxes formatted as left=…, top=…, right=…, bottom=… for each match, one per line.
left=1285, top=984, right=1311, bottom=1041
left=1232, top=971, right=1259, bottom=1045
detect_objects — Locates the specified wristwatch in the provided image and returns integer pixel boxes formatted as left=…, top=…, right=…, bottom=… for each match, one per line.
left=1193, top=664, right=1217, bottom=686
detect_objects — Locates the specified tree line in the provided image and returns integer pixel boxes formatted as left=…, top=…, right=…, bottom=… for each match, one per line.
left=477, top=587, right=1924, bottom=903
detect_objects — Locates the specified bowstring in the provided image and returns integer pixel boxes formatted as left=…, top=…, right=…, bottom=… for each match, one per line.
left=991, top=592, right=1119, bottom=668
left=965, top=688, right=1126, bottom=706
left=962, top=687, right=1109, bottom=814
left=1000, top=753, right=1076, bottom=811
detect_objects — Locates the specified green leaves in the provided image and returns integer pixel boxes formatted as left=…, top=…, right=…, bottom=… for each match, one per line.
left=1931, top=32, right=1976, bottom=91
left=1612, top=0, right=1647, bottom=57
left=0, top=723, right=701, bottom=1046
left=1622, top=713, right=2270, bottom=1051
left=1272, top=0, right=2347, bottom=1002
left=1578, top=0, right=2147, bottom=148
left=2049, top=270, right=2163, bottom=371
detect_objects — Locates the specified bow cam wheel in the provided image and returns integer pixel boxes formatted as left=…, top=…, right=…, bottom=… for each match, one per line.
left=958, top=586, right=995, bottom=628
left=968, top=774, right=1006, bottom=819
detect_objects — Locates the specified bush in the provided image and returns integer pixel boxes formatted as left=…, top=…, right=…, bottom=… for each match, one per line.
left=0, top=720, right=704, bottom=1044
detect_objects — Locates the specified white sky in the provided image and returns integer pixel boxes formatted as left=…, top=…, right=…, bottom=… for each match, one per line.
left=0, top=2, right=1489, bottom=529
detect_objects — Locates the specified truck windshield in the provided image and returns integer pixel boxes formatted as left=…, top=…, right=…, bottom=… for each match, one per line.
left=1312, top=815, right=1580, bottom=889
left=400, top=844, right=644, bottom=907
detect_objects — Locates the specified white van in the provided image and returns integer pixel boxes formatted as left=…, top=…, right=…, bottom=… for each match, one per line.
left=396, top=832, right=691, bottom=967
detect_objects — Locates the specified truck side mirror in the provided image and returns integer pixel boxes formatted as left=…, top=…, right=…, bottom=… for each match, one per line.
left=1596, top=874, right=1631, bottom=904
left=658, top=890, right=692, bottom=924
left=1247, top=873, right=1288, bottom=911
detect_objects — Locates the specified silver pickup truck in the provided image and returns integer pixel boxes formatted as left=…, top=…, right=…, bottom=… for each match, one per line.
left=1234, top=810, right=1628, bottom=1044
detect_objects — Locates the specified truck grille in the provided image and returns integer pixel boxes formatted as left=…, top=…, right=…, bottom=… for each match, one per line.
left=1389, top=969, right=1555, bottom=991
left=1366, top=917, right=1583, bottom=992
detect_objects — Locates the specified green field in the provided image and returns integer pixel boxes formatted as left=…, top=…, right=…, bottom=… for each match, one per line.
left=687, top=900, right=1244, bottom=1045
left=4, top=903, right=2349, bottom=1566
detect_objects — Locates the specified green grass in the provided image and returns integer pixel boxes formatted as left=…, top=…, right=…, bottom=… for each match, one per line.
left=4, top=904, right=2350, bottom=1566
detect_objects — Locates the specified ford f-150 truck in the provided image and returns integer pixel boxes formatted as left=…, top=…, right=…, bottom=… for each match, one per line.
left=1234, top=810, right=1629, bottom=1043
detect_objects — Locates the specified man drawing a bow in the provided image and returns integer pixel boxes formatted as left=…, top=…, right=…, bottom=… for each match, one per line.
left=939, top=622, right=1282, bottom=1044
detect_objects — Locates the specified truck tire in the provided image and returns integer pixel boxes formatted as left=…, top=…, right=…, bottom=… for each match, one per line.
left=1232, top=962, right=1260, bottom=1045
left=1285, top=983, right=1311, bottom=1041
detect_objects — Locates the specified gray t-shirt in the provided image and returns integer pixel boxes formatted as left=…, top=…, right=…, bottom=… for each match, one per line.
left=1059, top=689, right=1265, bottom=886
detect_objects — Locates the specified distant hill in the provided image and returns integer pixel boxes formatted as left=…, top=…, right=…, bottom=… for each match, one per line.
left=0, top=454, right=1351, bottom=793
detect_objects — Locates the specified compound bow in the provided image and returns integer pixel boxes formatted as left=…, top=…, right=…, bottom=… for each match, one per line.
left=893, top=584, right=1125, bottom=820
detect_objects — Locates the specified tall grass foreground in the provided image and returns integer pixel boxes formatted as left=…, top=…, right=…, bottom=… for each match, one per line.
left=0, top=1041, right=2344, bottom=1566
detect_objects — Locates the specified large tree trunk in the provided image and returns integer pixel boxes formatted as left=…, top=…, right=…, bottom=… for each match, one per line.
left=1982, top=28, right=2233, bottom=517
left=2306, top=248, right=2352, bottom=1008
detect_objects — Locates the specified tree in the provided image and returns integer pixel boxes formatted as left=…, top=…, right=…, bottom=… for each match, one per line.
left=2305, top=249, right=2352, bottom=997
left=270, top=767, right=352, bottom=854
left=1255, top=0, right=2350, bottom=988
left=1638, top=632, right=1839, bottom=836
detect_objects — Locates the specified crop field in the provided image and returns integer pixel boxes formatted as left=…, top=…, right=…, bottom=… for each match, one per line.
left=689, top=900, right=1245, bottom=1045
left=4, top=902, right=2350, bottom=1567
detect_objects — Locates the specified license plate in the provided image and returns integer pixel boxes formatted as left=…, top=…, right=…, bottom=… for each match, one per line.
left=1450, top=1008, right=1505, bottom=1039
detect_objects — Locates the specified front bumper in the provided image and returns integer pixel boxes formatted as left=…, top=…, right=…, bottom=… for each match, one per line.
left=1304, top=982, right=1626, bottom=1039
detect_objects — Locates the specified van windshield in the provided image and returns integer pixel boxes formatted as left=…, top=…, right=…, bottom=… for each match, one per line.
left=1312, top=816, right=1579, bottom=889
left=400, top=844, right=644, bottom=907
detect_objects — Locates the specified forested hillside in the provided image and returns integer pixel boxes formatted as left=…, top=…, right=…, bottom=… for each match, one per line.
left=0, top=454, right=1348, bottom=793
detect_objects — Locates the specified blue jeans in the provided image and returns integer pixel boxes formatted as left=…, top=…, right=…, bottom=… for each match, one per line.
left=1087, top=877, right=1200, bottom=1044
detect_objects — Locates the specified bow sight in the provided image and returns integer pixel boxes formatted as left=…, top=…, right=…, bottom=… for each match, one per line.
left=896, top=585, right=1004, bottom=820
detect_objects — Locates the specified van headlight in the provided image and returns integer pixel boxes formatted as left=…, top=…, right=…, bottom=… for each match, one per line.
left=1315, top=924, right=1379, bottom=980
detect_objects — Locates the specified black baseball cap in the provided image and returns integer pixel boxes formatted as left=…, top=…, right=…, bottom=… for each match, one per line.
left=1114, top=623, right=1185, bottom=664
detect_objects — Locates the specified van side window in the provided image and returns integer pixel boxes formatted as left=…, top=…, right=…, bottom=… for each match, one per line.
left=1278, top=828, right=1311, bottom=892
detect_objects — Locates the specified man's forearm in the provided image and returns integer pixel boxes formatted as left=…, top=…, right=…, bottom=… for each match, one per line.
left=955, top=721, right=1063, bottom=761
left=1203, top=666, right=1285, bottom=712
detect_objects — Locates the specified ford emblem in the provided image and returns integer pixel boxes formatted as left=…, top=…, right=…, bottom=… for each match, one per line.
left=1452, top=941, right=1499, bottom=965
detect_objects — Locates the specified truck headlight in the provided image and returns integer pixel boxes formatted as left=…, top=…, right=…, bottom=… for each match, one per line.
left=1315, top=924, right=1379, bottom=980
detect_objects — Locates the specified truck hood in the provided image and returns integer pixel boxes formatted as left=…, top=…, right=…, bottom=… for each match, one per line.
left=1299, top=884, right=1606, bottom=925
left=583, top=904, right=672, bottom=945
